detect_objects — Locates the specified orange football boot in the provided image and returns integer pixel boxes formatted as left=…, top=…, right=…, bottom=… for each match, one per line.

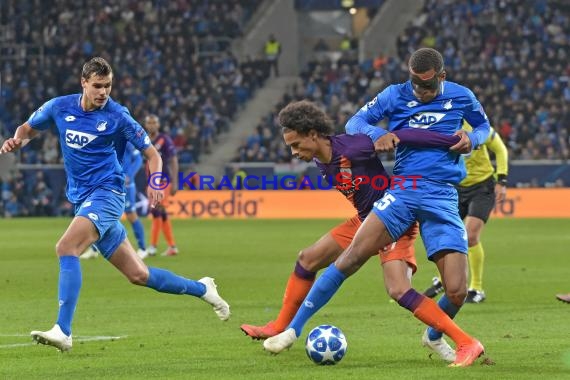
left=240, top=321, right=280, bottom=340
left=449, top=339, right=485, bottom=367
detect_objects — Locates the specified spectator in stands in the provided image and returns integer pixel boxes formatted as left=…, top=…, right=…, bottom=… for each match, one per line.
left=264, top=34, right=282, bottom=77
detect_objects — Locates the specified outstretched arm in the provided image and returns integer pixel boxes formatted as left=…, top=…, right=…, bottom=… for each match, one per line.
left=0, top=122, right=40, bottom=154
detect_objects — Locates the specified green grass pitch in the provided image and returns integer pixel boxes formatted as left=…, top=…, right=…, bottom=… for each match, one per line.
left=1, top=218, right=570, bottom=379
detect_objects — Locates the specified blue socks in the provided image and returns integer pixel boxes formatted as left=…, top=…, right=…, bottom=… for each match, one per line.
left=56, top=256, right=82, bottom=336
left=427, top=294, right=460, bottom=340
left=130, top=218, right=146, bottom=250
left=288, top=264, right=346, bottom=337
left=146, top=267, right=206, bottom=297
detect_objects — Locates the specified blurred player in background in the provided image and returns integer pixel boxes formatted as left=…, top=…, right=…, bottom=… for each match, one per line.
left=264, top=48, right=489, bottom=367
left=123, top=141, right=148, bottom=257
left=556, top=293, right=570, bottom=303
left=141, top=114, right=179, bottom=258
left=424, top=121, right=509, bottom=304
left=243, top=100, right=464, bottom=363
left=0, top=57, right=229, bottom=352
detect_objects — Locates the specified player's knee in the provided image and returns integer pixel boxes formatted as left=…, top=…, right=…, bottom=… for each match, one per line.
left=445, top=288, right=467, bottom=306
left=386, top=286, right=408, bottom=301
left=467, top=234, right=480, bottom=247
left=55, top=239, right=79, bottom=256
left=128, top=268, right=149, bottom=286
left=297, top=249, right=319, bottom=272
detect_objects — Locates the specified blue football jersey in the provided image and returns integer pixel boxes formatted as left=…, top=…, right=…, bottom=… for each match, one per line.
left=28, top=94, right=151, bottom=203
left=122, top=141, right=143, bottom=180
left=346, top=81, right=490, bottom=184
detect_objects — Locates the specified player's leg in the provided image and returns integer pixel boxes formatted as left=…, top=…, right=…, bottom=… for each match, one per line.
left=160, top=211, right=178, bottom=256
left=241, top=217, right=356, bottom=339
left=149, top=208, right=162, bottom=255
left=464, top=216, right=486, bottom=302
left=126, top=210, right=148, bottom=258
left=31, top=200, right=102, bottom=351
left=556, top=293, right=570, bottom=303
left=125, top=182, right=147, bottom=257
left=103, top=224, right=229, bottom=321
left=419, top=185, right=484, bottom=367
left=157, top=185, right=177, bottom=256
left=379, top=223, right=455, bottom=362
left=264, top=207, right=399, bottom=354
left=464, top=178, right=495, bottom=303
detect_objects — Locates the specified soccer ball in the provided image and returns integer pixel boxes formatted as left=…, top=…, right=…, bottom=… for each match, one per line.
left=305, top=324, right=348, bottom=365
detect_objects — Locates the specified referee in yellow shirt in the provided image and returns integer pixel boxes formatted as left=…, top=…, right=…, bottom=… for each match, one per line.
left=425, top=121, right=508, bottom=303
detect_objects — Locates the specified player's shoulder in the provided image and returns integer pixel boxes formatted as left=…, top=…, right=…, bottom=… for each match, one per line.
left=102, top=97, right=128, bottom=114
left=443, top=81, right=476, bottom=99
left=48, top=94, right=80, bottom=109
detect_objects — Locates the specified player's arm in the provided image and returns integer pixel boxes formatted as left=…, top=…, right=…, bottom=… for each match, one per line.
left=394, top=129, right=461, bottom=148
left=167, top=155, right=179, bottom=196
left=143, top=145, right=163, bottom=208
left=454, top=89, right=491, bottom=153
left=0, top=122, right=40, bottom=154
left=486, top=128, right=509, bottom=203
left=345, top=86, right=394, bottom=142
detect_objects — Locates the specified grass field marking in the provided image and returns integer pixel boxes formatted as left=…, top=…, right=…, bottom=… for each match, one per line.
left=0, top=334, right=127, bottom=349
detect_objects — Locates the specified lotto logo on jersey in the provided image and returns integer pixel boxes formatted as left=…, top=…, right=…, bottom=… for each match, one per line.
left=65, top=129, right=98, bottom=149
left=408, top=112, right=446, bottom=129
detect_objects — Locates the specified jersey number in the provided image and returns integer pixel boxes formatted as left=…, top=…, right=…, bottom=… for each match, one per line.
left=375, top=193, right=396, bottom=211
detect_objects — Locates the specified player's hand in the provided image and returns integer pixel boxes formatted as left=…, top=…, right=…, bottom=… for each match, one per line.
left=0, top=138, right=23, bottom=154
left=374, top=133, right=399, bottom=152
left=495, top=183, right=506, bottom=204
left=170, top=185, right=177, bottom=196
left=125, top=176, right=131, bottom=186
left=147, top=188, right=165, bottom=208
left=450, top=130, right=472, bottom=154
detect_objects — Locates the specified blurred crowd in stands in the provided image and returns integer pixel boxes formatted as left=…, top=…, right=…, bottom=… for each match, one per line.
left=0, top=0, right=266, bottom=216
left=235, top=0, right=570, bottom=164
left=1, top=0, right=569, bottom=216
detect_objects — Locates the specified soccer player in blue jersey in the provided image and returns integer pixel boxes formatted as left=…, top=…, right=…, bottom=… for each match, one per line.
left=264, top=48, right=489, bottom=367
left=123, top=141, right=148, bottom=257
left=0, top=57, right=230, bottom=352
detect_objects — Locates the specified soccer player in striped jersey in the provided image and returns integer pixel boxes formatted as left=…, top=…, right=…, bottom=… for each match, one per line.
left=264, top=48, right=489, bottom=367
left=1, top=57, right=229, bottom=352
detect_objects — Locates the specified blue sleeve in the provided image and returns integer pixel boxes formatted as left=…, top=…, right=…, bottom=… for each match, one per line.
left=120, top=107, right=151, bottom=152
left=463, top=89, right=490, bottom=149
left=345, top=86, right=394, bottom=141
left=122, top=143, right=143, bottom=178
left=27, top=98, right=57, bottom=131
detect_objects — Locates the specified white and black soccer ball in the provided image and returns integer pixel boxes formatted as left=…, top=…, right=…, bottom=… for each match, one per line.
left=305, top=324, right=348, bottom=365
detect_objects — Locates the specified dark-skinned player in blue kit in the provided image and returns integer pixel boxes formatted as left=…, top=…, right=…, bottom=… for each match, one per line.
left=264, top=48, right=490, bottom=368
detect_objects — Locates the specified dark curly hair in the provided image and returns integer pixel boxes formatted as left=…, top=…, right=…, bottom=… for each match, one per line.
left=409, top=48, right=444, bottom=74
left=278, top=100, right=333, bottom=136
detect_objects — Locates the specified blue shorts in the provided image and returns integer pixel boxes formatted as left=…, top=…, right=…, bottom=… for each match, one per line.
left=125, top=183, right=137, bottom=213
left=75, top=188, right=127, bottom=259
left=371, top=178, right=467, bottom=259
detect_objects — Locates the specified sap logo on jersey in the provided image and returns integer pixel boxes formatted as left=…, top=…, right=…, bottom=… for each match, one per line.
left=65, top=129, right=97, bottom=149
left=408, top=112, right=446, bottom=129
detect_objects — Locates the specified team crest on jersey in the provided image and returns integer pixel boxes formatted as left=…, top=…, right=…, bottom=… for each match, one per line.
left=96, top=120, right=108, bottom=132
left=408, top=112, right=446, bottom=129
left=65, top=129, right=98, bottom=149
left=442, top=99, right=453, bottom=110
